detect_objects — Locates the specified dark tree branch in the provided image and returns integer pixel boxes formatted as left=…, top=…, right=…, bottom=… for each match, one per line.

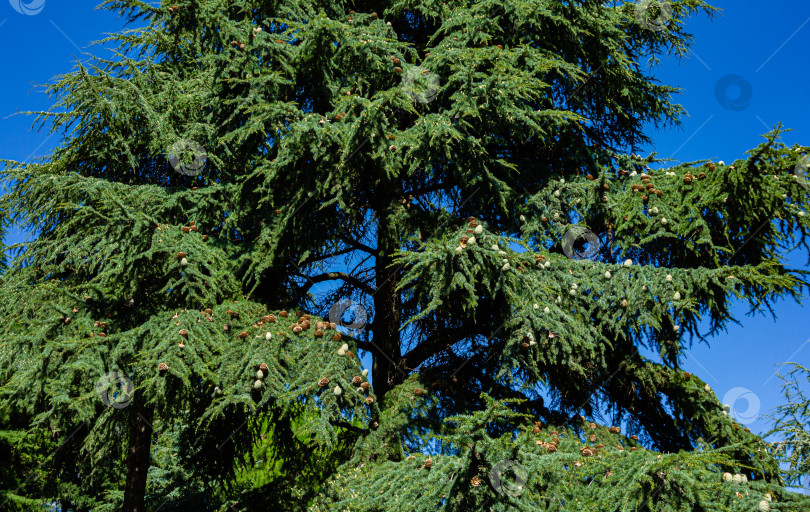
left=401, top=318, right=480, bottom=372
left=298, top=247, right=357, bottom=267
left=339, top=235, right=377, bottom=255
left=293, top=271, right=376, bottom=297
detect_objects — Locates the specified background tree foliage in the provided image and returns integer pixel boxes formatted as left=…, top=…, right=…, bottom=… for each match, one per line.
left=0, top=0, right=809, bottom=510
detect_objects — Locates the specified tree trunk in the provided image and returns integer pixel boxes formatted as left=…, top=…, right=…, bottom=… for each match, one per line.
left=121, top=403, right=154, bottom=512
left=372, top=198, right=403, bottom=404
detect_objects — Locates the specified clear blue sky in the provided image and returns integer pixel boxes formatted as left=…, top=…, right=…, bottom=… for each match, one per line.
left=1, top=0, right=808, bottom=462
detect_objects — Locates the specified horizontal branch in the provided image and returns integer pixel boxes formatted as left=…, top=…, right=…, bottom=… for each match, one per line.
left=294, top=271, right=376, bottom=296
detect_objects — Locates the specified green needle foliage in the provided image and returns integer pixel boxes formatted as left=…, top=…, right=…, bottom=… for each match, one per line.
left=0, top=0, right=809, bottom=510
left=767, top=363, right=810, bottom=489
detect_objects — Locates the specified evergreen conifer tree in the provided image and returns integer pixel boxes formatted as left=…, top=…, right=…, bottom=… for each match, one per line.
left=1, top=0, right=809, bottom=510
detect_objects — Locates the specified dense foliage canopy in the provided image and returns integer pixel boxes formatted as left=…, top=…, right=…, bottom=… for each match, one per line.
left=1, top=0, right=809, bottom=510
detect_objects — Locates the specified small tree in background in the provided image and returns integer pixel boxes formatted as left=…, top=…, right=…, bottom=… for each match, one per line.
left=1, top=0, right=809, bottom=510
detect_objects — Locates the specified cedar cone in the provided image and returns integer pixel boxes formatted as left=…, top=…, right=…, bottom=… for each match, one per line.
left=413, top=388, right=424, bottom=396
left=202, top=235, right=208, bottom=241
left=609, top=426, right=620, bottom=434
left=182, top=226, right=190, bottom=233
left=332, top=333, right=342, bottom=341
left=179, top=329, right=189, bottom=338
left=352, top=376, right=362, bottom=385
left=262, top=315, right=272, bottom=322
left=314, top=329, right=324, bottom=338
left=158, top=363, right=169, bottom=373
left=204, top=308, right=213, bottom=315
left=318, top=377, right=330, bottom=387
left=394, top=67, right=403, bottom=73
left=176, top=251, right=186, bottom=259
left=237, top=331, right=249, bottom=339
left=365, top=396, right=374, bottom=405
left=227, top=310, right=239, bottom=318
left=631, top=435, right=639, bottom=441
left=360, top=382, right=370, bottom=391
left=292, top=325, right=303, bottom=334
left=588, top=435, right=597, bottom=442
left=258, top=363, right=269, bottom=372
left=392, top=57, right=401, bottom=65
left=279, top=311, right=288, bottom=317
left=589, top=422, right=597, bottom=429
